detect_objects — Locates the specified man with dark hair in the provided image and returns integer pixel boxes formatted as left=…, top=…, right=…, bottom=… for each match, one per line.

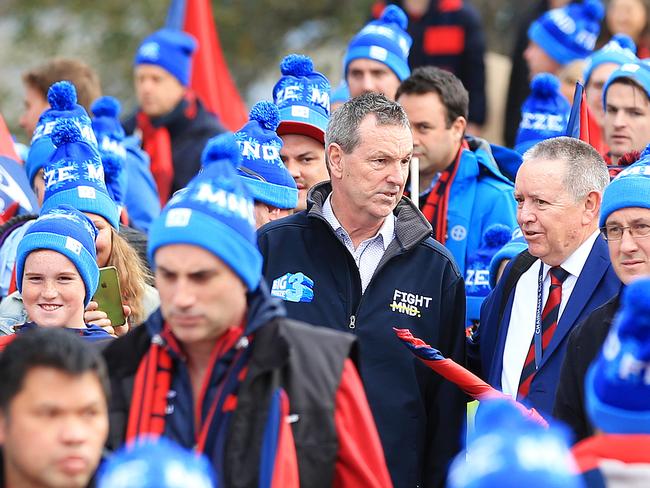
left=259, top=92, right=466, bottom=488
left=0, top=328, right=109, bottom=488
left=472, top=137, right=622, bottom=416
left=19, top=58, right=102, bottom=139
left=396, top=66, right=517, bottom=324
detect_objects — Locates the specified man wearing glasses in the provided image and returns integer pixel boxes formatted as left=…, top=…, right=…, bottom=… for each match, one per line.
left=471, top=137, right=622, bottom=417
left=554, top=154, right=650, bottom=442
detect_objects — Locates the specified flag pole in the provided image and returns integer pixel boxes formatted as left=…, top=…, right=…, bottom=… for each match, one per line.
left=410, top=156, right=419, bottom=209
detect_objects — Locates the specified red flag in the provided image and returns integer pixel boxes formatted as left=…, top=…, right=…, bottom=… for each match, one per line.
left=169, top=0, right=247, bottom=131
left=0, top=114, right=19, bottom=162
left=565, top=81, right=607, bottom=157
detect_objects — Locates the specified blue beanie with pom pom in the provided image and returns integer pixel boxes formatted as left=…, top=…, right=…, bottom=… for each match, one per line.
left=528, top=0, right=604, bottom=65
left=272, top=54, right=331, bottom=144
left=148, top=133, right=262, bottom=290
left=234, top=101, right=298, bottom=210
left=344, top=4, right=412, bottom=81
left=91, top=96, right=127, bottom=207
left=515, top=73, right=571, bottom=155
left=26, top=81, right=97, bottom=185
left=134, top=29, right=197, bottom=86
left=40, top=118, right=120, bottom=230
left=586, top=277, right=650, bottom=434
left=584, top=33, right=638, bottom=85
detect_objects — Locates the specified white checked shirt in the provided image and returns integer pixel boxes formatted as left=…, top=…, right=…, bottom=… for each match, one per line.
left=322, top=195, right=395, bottom=293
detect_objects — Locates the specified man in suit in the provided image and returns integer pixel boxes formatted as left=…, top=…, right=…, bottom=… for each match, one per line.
left=471, top=136, right=622, bottom=415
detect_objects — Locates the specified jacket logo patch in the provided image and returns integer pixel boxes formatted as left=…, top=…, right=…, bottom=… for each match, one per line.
left=271, top=272, right=314, bottom=303
left=450, top=225, right=467, bottom=241
left=389, top=289, right=432, bottom=317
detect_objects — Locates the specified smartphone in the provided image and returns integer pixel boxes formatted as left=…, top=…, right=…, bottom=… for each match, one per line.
left=92, top=266, right=126, bottom=327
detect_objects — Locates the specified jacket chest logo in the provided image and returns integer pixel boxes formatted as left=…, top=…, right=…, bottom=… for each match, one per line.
left=271, top=272, right=314, bottom=303
left=389, top=289, right=432, bottom=317
left=450, top=225, right=467, bottom=241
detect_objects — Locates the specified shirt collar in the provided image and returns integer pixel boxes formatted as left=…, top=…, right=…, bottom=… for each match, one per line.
left=322, top=194, right=395, bottom=250
left=541, top=230, right=600, bottom=279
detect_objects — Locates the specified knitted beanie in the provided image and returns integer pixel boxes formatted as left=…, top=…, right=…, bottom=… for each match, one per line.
left=489, top=230, right=528, bottom=289
left=583, top=34, right=638, bottom=84
left=515, top=73, right=571, bottom=155
left=528, top=0, right=604, bottom=65
left=16, top=204, right=99, bottom=306
left=235, top=101, right=298, bottom=210
left=98, top=437, right=215, bottom=488
left=603, top=61, right=650, bottom=109
left=600, top=144, right=650, bottom=226
left=272, top=54, right=331, bottom=144
left=344, top=5, right=412, bottom=81
left=40, top=119, right=120, bottom=229
left=134, top=28, right=197, bottom=86
left=91, top=96, right=127, bottom=207
left=148, top=133, right=262, bottom=290
left=586, top=278, right=650, bottom=434
left=26, top=81, right=97, bottom=185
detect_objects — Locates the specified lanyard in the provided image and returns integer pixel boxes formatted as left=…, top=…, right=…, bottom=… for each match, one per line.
left=533, top=263, right=545, bottom=370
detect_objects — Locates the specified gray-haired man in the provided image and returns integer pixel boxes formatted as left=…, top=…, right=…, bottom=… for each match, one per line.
left=258, top=92, right=466, bottom=488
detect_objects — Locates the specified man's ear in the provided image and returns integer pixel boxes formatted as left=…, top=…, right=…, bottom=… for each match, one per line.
left=451, top=116, right=467, bottom=143
left=0, top=411, right=7, bottom=445
left=583, top=190, right=602, bottom=225
left=327, top=143, right=344, bottom=180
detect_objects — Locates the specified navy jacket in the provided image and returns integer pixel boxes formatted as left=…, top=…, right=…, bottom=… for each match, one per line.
left=471, top=236, right=622, bottom=415
left=258, top=182, right=466, bottom=488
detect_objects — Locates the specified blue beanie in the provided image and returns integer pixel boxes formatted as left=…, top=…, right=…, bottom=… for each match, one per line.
left=583, top=34, right=638, bottom=85
left=26, top=81, right=98, bottom=185
left=134, top=29, right=197, bottom=86
left=600, top=144, right=650, bottom=226
left=40, top=119, right=120, bottom=230
left=515, top=74, right=571, bottom=155
left=331, top=79, right=350, bottom=106
left=272, top=54, right=331, bottom=144
left=466, top=224, right=512, bottom=324
left=448, top=399, right=582, bottom=488
left=16, top=205, right=99, bottom=307
left=586, top=278, right=650, bottom=434
left=602, top=61, right=650, bottom=110
left=489, top=230, right=528, bottom=289
left=344, top=5, right=412, bottom=81
left=98, top=437, right=215, bottom=488
left=528, top=0, right=604, bottom=65
left=148, top=133, right=262, bottom=290
left=91, top=96, right=127, bottom=207
left=235, top=101, right=298, bottom=210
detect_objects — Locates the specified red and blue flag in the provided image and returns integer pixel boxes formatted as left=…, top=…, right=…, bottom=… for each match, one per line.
left=565, top=81, right=607, bottom=156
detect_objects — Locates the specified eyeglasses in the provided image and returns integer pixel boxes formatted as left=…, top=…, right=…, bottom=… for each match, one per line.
left=600, top=223, right=650, bottom=241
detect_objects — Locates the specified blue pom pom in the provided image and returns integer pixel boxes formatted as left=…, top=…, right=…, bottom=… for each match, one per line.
left=280, top=54, right=314, bottom=76
left=91, top=96, right=121, bottom=119
left=530, top=73, right=560, bottom=98
left=483, top=224, right=513, bottom=249
left=618, top=278, right=650, bottom=359
left=201, top=133, right=242, bottom=169
left=583, top=0, right=605, bottom=22
left=249, top=101, right=280, bottom=131
left=380, top=5, right=408, bottom=30
left=51, top=119, right=82, bottom=148
left=610, top=34, right=637, bottom=54
left=47, top=81, right=78, bottom=111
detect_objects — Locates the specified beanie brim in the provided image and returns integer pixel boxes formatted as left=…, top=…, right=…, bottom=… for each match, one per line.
left=148, top=208, right=263, bottom=291
left=41, top=188, right=120, bottom=230
left=603, top=70, right=650, bottom=109
left=16, top=232, right=99, bottom=307
left=239, top=177, right=298, bottom=210
left=585, top=365, right=650, bottom=434
left=528, top=21, right=587, bottom=66
left=277, top=105, right=328, bottom=144
left=344, top=46, right=410, bottom=81
left=600, top=176, right=650, bottom=226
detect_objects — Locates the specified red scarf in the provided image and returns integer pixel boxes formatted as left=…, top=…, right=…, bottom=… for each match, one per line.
left=126, top=322, right=245, bottom=453
left=421, top=141, right=467, bottom=244
left=136, top=92, right=198, bottom=206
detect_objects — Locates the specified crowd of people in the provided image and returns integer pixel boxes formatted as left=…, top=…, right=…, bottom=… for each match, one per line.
left=1, top=0, right=650, bottom=487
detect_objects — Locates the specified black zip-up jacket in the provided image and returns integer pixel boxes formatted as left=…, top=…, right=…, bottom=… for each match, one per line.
left=257, top=182, right=467, bottom=488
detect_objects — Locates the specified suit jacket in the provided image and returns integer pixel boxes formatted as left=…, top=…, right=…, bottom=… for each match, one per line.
left=472, top=236, right=622, bottom=415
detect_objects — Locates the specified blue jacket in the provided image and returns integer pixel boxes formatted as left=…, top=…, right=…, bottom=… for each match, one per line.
left=258, top=182, right=467, bottom=488
left=435, top=138, right=517, bottom=279
left=471, top=236, right=622, bottom=415
left=122, top=136, right=160, bottom=232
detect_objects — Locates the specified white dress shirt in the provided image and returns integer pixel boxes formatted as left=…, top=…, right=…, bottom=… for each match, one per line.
left=322, top=195, right=395, bottom=293
left=501, top=230, right=600, bottom=398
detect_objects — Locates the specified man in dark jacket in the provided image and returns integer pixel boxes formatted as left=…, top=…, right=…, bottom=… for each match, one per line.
left=258, top=92, right=466, bottom=488
left=124, top=28, right=225, bottom=205
left=554, top=150, right=650, bottom=442
left=103, top=133, right=391, bottom=487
